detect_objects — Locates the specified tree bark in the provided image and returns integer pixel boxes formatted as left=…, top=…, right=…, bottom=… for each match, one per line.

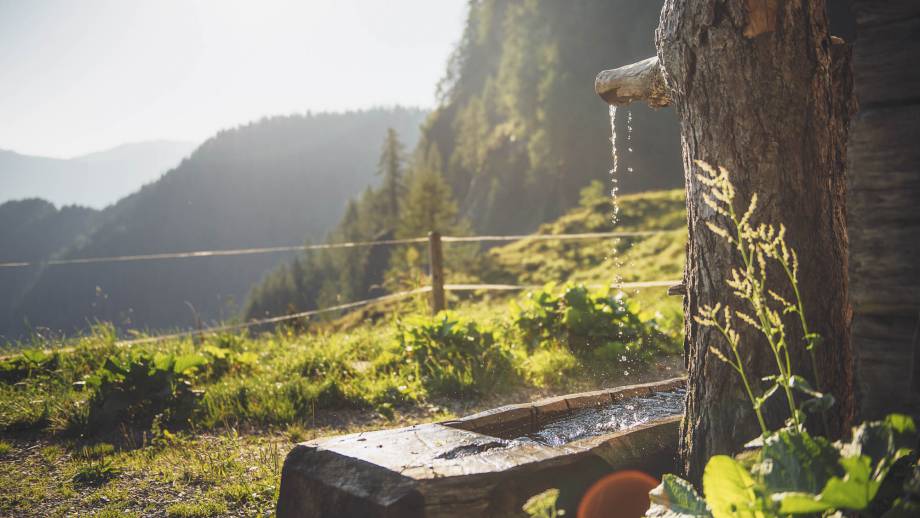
left=655, top=0, right=855, bottom=483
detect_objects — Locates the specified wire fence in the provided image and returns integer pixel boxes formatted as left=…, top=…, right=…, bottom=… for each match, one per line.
left=0, top=230, right=669, bottom=269
left=0, top=228, right=682, bottom=358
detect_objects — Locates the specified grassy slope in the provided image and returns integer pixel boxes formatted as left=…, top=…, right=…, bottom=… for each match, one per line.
left=488, top=186, right=686, bottom=323
left=0, top=188, right=687, bottom=517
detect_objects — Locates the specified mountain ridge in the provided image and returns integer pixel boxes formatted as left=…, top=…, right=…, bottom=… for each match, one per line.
left=0, top=140, right=199, bottom=209
left=1, top=108, right=428, bottom=342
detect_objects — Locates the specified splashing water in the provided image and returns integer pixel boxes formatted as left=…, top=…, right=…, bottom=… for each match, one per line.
left=626, top=109, right=634, bottom=172
left=517, top=388, right=686, bottom=447
left=441, top=389, right=687, bottom=457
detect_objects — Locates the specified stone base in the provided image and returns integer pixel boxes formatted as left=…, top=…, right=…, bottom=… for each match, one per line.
left=277, top=378, right=685, bottom=518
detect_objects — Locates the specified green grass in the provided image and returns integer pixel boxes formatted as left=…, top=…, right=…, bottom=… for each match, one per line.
left=0, top=187, right=688, bottom=516
left=488, top=185, right=686, bottom=326
left=166, top=501, right=229, bottom=518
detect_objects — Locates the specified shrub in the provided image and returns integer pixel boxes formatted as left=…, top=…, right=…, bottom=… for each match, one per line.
left=0, top=349, right=59, bottom=384
left=200, top=344, right=258, bottom=380
left=83, top=352, right=208, bottom=433
left=512, top=283, right=671, bottom=361
left=385, top=314, right=513, bottom=399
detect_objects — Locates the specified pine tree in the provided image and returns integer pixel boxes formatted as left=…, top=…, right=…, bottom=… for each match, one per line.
left=377, top=128, right=406, bottom=228
left=399, top=146, right=461, bottom=237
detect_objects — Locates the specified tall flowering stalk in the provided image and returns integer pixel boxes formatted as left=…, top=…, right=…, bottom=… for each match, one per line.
left=694, top=161, right=825, bottom=436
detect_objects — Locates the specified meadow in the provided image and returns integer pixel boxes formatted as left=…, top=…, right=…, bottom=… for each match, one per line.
left=0, top=187, right=687, bottom=517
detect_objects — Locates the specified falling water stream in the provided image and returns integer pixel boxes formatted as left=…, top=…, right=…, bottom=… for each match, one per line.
left=607, top=106, right=639, bottom=374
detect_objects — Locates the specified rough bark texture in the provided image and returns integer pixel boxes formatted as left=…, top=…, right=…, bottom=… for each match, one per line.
left=655, top=0, right=854, bottom=482
left=848, top=1, right=920, bottom=420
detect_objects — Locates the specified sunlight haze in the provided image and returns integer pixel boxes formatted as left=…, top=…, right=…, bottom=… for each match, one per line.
left=0, top=0, right=466, bottom=158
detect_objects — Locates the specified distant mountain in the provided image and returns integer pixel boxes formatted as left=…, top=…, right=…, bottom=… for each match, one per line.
left=1, top=108, right=427, bottom=342
left=0, top=140, right=198, bottom=208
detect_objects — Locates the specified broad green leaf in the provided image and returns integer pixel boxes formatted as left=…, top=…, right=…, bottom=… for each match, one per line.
left=885, top=414, right=917, bottom=436
left=819, top=475, right=878, bottom=510
left=800, top=392, right=835, bottom=415
left=234, top=352, right=259, bottom=365
left=173, top=353, right=208, bottom=375
left=647, top=474, right=711, bottom=517
left=152, top=352, right=174, bottom=372
left=760, top=428, right=841, bottom=493
left=885, top=414, right=918, bottom=451
left=21, top=349, right=50, bottom=365
left=703, top=456, right=760, bottom=518
left=775, top=492, right=833, bottom=514
left=202, top=345, right=229, bottom=359
left=776, top=456, right=877, bottom=513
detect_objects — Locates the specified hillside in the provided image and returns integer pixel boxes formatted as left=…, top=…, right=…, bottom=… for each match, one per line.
left=416, top=0, right=684, bottom=233
left=244, top=0, right=686, bottom=322
left=0, top=200, right=103, bottom=337
left=0, top=187, right=687, bottom=516
left=0, top=141, right=198, bottom=208
left=0, top=108, right=427, bottom=342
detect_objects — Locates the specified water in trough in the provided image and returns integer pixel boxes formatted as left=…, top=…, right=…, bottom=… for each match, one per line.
left=442, top=387, right=686, bottom=458
left=519, top=387, right=685, bottom=447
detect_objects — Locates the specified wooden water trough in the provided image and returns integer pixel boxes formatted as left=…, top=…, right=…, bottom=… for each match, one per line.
left=276, top=377, right=686, bottom=518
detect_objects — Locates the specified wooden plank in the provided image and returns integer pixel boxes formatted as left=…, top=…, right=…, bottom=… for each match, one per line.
left=852, top=311, right=919, bottom=341
left=847, top=101, right=920, bottom=310
left=852, top=312, right=920, bottom=420
left=852, top=16, right=920, bottom=107
left=849, top=224, right=920, bottom=309
left=848, top=188, right=920, bottom=228
left=847, top=104, right=920, bottom=191
left=853, top=1, right=920, bottom=28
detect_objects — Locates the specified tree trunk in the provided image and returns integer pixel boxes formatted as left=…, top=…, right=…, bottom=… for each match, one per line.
left=655, top=0, right=855, bottom=483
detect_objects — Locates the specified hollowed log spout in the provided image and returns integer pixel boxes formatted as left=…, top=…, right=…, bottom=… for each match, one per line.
left=595, top=56, right=670, bottom=107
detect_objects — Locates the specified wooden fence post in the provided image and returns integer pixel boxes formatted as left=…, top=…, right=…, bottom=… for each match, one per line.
left=428, top=231, right=446, bottom=315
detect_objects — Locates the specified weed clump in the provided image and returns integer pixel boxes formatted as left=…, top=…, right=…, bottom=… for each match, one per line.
left=0, top=349, right=59, bottom=384
left=512, top=283, right=675, bottom=362
left=82, top=352, right=208, bottom=433
left=384, top=313, right=513, bottom=399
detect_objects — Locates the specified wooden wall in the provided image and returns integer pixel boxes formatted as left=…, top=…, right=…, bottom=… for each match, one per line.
left=849, top=1, right=920, bottom=419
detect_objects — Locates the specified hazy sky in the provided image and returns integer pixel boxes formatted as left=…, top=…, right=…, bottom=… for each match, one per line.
left=0, top=0, right=467, bottom=158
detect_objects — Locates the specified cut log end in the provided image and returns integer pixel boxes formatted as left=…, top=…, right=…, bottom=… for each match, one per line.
left=595, top=56, right=671, bottom=108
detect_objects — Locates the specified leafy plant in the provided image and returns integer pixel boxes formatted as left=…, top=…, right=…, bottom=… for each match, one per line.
left=523, top=488, right=566, bottom=518
left=512, top=283, right=672, bottom=362
left=201, top=344, right=258, bottom=380
left=647, top=415, right=918, bottom=517
left=386, top=313, right=512, bottom=398
left=83, top=352, right=208, bottom=433
left=0, top=349, right=59, bottom=384
left=646, top=164, right=919, bottom=517
left=692, top=161, right=827, bottom=434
